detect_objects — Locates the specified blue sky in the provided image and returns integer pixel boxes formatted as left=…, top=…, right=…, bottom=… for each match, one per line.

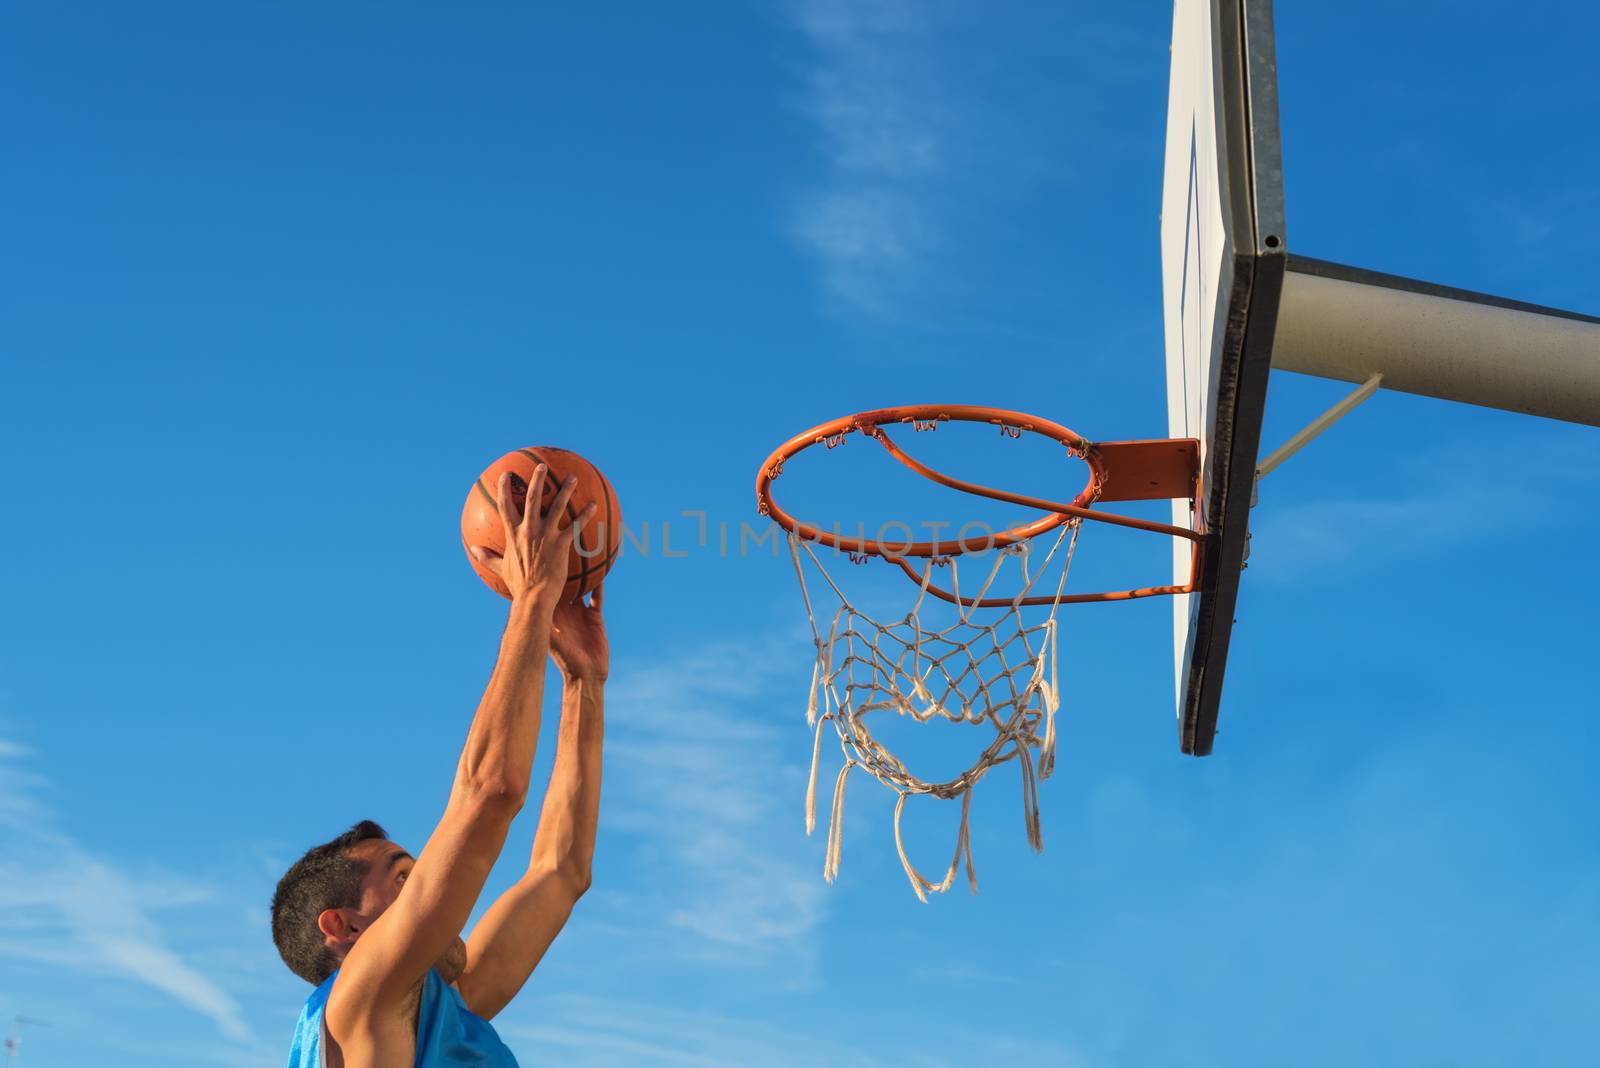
left=3, top=1, right=1597, bottom=1065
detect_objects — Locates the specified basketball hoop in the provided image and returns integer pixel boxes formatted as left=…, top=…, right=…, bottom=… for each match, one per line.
left=755, top=405, right=1203, bottom=899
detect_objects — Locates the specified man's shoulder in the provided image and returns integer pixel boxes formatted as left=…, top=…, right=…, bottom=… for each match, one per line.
left=321, top=968, right=425, bottom=1067
left=324, top=964, right=425, bottom=1025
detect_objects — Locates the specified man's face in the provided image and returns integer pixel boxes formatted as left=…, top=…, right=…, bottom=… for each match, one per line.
left=348, top=838, right=413, bottom=915
left=325, top=838, right=468, bottom=983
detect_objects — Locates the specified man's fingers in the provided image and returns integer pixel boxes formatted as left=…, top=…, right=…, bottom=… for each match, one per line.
left=546, top=475, right=580, bottom=530
left=518, top=464, right=549, bottom=537
left=557, top=499, right=597, bottom=552
left=468, top=544, right=506, bottom=576
left=495, top=472, right=521, bottom=537
left=589, top=579, right=605, bottom=613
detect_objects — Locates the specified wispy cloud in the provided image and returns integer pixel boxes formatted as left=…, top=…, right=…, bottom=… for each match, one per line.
left=500, top=993, right=906, bottom=1068
left=780, top=3, right=1155, bottom=334
left=500, top=991, right=1084, bottom=1068
left=595, top=633, right=827, bottom=974
left=1248, top=429, right=1599, bottom=581
left=0, top=739, right=255, bottom=1042
left=786, top=0, right=950, bottom=320
left=1248, top=485, right=1475, bottom=579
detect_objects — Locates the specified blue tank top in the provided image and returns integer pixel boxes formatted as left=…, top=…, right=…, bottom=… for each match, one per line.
left=287, top=968, right=520, bottom=1067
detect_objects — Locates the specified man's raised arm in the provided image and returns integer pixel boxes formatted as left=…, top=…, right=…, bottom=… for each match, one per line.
left=329, top=466, right=592, bottom=1020
left=456, top=584, right=607, bottom=1020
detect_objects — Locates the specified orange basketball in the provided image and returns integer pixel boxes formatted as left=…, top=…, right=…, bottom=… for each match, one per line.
left=461, top=446, right=621, bottom=603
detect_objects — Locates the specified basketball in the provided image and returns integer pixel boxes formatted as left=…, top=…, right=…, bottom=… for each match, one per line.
left=461, top=446, right=621, bottom=603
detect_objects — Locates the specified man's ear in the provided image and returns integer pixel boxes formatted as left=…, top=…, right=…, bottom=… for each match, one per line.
left=318, top=908, right=362, bottom=951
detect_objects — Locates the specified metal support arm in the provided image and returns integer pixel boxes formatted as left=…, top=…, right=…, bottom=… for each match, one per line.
left=1256, top=372, right=1384, bottom=480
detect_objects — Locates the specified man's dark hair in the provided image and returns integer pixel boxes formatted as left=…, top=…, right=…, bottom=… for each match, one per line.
left=271, top=820, right=389, bottom=985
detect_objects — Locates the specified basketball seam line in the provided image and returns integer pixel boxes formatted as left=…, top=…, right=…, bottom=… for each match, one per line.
left=578, top=451, right=617, bottom=584
left=473, top=477, right=499, bottom=511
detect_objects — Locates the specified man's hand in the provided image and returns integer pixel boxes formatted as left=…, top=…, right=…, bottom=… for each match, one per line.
left=469, top=464, right=596, bottom=610
left=551, top=584, right=608, bottom=683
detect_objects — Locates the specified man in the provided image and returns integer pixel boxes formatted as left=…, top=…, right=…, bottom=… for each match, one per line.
left=271, top=465, right=607, bottom=1066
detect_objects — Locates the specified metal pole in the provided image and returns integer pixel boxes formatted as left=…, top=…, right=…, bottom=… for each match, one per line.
left=1271, top=257, right=1600, bottom=427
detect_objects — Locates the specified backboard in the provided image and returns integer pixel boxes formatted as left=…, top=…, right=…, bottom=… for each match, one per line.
left=1161, top=0, right=1286, bottom=755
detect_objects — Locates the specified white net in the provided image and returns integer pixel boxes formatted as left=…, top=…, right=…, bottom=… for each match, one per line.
left=789, top=520, right=1083, bottom=901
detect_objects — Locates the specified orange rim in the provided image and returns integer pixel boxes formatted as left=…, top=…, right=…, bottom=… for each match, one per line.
left=755, top=404, right=1206, bottom=606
